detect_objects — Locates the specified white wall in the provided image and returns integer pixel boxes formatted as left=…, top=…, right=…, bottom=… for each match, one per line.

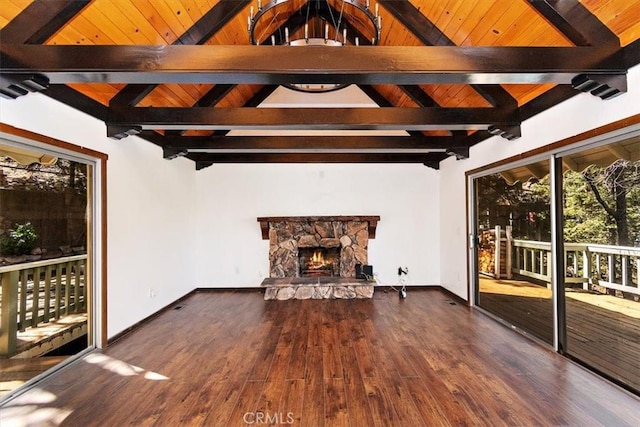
left=0, top=94, right=198, bottom=338
left=195, top=163, right=440, bottom=287
left=439, top=64, right=640, bottom=300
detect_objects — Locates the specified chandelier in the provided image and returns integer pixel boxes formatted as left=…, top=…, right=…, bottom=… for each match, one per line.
left=248, top=0, right=382, bottom=92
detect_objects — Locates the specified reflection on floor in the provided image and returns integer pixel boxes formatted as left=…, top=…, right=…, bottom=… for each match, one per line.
left=479, top=276, right=640, bottom=392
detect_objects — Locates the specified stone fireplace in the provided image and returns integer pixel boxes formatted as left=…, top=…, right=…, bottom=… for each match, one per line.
left=257, top=215, right=379, bottom=278
left=257, top=216, right=379, bottom=300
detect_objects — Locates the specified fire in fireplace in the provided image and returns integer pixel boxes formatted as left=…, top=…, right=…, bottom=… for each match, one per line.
left=299, top=247, right=340, bottom=277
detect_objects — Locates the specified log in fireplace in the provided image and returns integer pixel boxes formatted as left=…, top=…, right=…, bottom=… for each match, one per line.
left=299, top=247, right=340, bottom=277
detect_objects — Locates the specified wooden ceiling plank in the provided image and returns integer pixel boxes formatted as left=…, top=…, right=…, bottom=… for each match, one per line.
left=0, top=1, right=32, bottom=29
left=1, top=45, right=627, bottom=86
left=526, top=0, right=619, bottom=48
left=109, top=0, right=249, bottom=107
left=174, top=0, right=248, bottom=45
left=474, top=1, right=530, bottom=46
left=145, top=0, right=191, bottom=40
left=91, top=0, right=157, bottom=45
left=449, top=0, right=495, bottom=46
left=380, top=0, right=516, bottom=109
left=432, top=0, right=467, bottom=46
left=458, top=1, right=512, bottom=46
left=70, top=6, right=133, bottom=45
left=105, top=106, right=519, bottom=131
left=581, top=0, right=640, bottom=47
left=0, top=0, right=91, bottom=44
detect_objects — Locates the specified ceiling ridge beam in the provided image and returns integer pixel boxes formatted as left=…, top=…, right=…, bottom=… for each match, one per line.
left=526, top=0, right=619, bottom=49
left=2, top=45, right=627, bottom=85
left=0, top=0, right=91, bottom=44
left=378, top=0, right=517, bottom=109
left=109, top=0, right=250, bottom=107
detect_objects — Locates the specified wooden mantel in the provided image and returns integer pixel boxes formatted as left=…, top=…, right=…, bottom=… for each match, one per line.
left=257, top=216, right=380, bottom=240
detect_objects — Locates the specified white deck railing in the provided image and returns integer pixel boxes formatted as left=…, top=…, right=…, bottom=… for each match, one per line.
left=0, top=255, right=87, bottom=356
left=511, top=240, right=640, bottom=296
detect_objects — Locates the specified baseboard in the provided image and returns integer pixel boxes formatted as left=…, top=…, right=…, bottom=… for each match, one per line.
left=435, top=286, right=470, bottom=306
left=107, top=289, right=197, bottom=345
left=194, top=287, right=264, bottom=293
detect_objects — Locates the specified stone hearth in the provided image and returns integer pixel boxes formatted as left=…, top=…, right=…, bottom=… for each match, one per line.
left=262, top=278, right=374, bottom=300
left=257, top=216, right=380, bottom=300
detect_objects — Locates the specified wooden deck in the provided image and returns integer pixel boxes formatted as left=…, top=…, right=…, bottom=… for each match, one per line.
left=479, top=276, right=640, bottom=392
left=1, top=289, right=639, bottom=426
left=0, top=314, right=87, bottom=398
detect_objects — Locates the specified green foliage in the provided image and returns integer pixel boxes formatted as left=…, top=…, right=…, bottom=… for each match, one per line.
left=564, top=161, right=640, bottom=246
left=0, top=222, right=38, bottom=256
left=563, top=170, right=615, bottom=244
left=477, top=158, right=640, bottom=246
left=476, top=174, right=551, bottom=241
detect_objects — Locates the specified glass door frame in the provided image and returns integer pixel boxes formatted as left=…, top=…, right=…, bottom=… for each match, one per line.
left=467, top=152, right=558, bottom=347
left=0, top=124, right=107, bottom=403
left=467, top=119, right=640, bottom=355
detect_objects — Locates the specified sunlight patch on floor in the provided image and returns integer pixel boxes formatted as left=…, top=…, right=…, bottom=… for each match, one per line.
left=84, top=353, right=169, bottom=380
left=0, top=387, right=70, bottom=427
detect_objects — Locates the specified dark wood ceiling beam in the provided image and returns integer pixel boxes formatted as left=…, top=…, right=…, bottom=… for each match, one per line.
left=108, top=84, right=157, bottom=108
left=162, top=135, right=462, bottom=151
left=109, top=0, right=250, bottom=107
left=165, top=84, right=236, bottom=137
left=242, top=85, right=279, bottom=108
left=2, top=45, right=624, bottom=85
left=44, top=85, right=109, bottom=121
left=399, top=85, right=437, bottom=107
left=526, top=0, right=619, bottom=48
left=357, top=85, right=423, bottom=138
left=187, top=152, right=448, bottom=164
left=398, top=85, right=465, bottom=137
left=0, top=0, right=90, bottom=100
left=211, top=85, right=279, bottom=137
left=0, top=0, right=91, bottom=44
left=106, top=107, right=518, bottom=132
left=379, top=0, right=517, bottom=109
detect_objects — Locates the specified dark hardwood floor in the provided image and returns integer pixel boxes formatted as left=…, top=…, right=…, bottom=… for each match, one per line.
left=478, top=277, right=640, bottom=392
left=1, top=289, right=639, bottom=426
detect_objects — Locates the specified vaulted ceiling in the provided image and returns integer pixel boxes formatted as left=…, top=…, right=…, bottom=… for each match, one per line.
left=1, top=0, right=639, bottom=170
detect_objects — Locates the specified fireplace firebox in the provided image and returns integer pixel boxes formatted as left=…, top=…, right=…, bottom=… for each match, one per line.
left=299, top=247, right=340, bottom=277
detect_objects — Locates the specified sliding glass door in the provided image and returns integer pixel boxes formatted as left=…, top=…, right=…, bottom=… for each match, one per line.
left=560, top=141, right=640, bottom=392
left=471, top=134, right=640, bottom=394
left=473, top=162, right=554, bottom=345
left=0, top=140, right=98, bottom=400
